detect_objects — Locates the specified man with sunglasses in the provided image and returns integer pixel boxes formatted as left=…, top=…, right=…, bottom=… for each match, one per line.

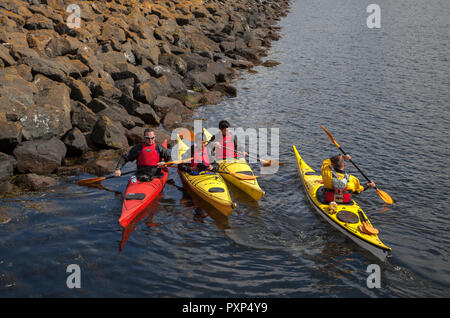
left=114, top=129, right=171, bottom=182
left=321, top=154, right=376, bottom=203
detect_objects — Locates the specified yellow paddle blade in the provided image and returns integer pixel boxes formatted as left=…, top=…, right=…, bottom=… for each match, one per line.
left=203, top=128, right=213, bottom=143
left=360, top=222, right=379, bottom=235
left=77, top=176, right=106, bottom=186
left=177, top=134, right=190, bottom=160
left=377, top=189, right=394, bottom=204
left=320, top=125, right=340, bottom=148
left=259, top=159, right=284, bottom=166
left=178, top=128, right=194, bottom=142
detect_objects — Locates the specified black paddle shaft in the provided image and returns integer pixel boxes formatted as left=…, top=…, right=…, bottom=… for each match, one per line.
left=108, top=170, right=135, bottom=180
left=337, top=147, right=375, bottom=186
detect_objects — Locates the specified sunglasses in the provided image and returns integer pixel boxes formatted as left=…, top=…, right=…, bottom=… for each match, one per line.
left=144, top=136, right=155, bottom=140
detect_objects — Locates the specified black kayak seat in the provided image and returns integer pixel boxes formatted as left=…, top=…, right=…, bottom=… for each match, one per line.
left=208, top=187, right=225, bottom=193
left=336, top=210, right=359, bottom=224
left=125, top=193, right=146, bottom=200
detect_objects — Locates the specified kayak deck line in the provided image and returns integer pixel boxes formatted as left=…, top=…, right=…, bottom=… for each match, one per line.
left=292, top=145, right=391, bottom=261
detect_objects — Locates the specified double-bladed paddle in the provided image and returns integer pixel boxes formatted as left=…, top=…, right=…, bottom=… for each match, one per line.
left=320, top=125, right=394, bottom=204
left=77, top=158, right=193, bottom=186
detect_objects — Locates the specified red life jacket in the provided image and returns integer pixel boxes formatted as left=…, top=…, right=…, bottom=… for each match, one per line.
left=137, top=143, right=160, bottom=166
left=217, top=133, right=237, bottom=160
left=324, top=171, right=352, bottom=203
left=191, top=146, right=210, bottom=168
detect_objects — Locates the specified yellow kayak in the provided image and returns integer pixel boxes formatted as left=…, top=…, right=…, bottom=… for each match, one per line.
left=177, top=135, right=235, bottom=216
left=204, top=128, right=265, bottom=201
left=293, top=145, right=391, bottom=261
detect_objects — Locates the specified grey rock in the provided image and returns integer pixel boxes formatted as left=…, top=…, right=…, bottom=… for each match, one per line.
left=13, top=138, right=67, bottom=174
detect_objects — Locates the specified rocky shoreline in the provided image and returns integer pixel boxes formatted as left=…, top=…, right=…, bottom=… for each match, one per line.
left=0, top=0, right=291, bottom=196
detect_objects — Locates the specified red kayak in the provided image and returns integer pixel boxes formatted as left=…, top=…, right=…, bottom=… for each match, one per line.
left=119, top=140, right=169, bottom=227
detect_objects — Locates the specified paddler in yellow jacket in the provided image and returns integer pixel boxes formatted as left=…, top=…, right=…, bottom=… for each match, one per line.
left=321, top=154, right=376, bottom=203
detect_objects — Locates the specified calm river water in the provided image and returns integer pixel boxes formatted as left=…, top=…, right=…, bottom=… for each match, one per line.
left=1, top=0, right=449, bottom=297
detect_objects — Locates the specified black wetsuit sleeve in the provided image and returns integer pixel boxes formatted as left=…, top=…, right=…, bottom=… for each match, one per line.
left=157, top=144, right=172, bottom=162
left=115, top=144, right=142, bottom=170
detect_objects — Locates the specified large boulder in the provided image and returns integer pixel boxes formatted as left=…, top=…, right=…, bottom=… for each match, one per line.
left=162, top=112, right=183, bottom=130
left=0, top=45, right=16, bottom=67
left=13, top=137, right=67, bottom=174
left=45, top=35, right=82, bottom=57
left=119, top=95, right=160, bottom=125
left=23, top=56, right=68, bottom=82
left=83, top=158, right=116, bottom=176
left=2, top=32, right=40, bottom=60
left=0, top=68, right=72, bottom=141
left=183, top=70, right=217, bottom=90
left=0, top=152, right=16, bottom=183
left=96, top=102, right=143, bottom=130
left=70, top=101, right=97, bottom=133
left=134, top=81, right=160, bottom=105
left=64, top=77, right=92, bottom=104
left=158, top=74, right=187, bottom=97
left=131, top=37, right=160, bottom=65
left=15, top=173, right=57, bottom=191
left=153, top=95, right=192, bottom=117
left=0, top=120, right=22, bottom=154
left=90, top=115, right=129, bottom=150
left=126, top=126, right=145, bottom=145
left=24, top=14, right=54, bottom=31
left=62, top=127, right=88, bottom=157
left=0, top=67, right=38, bottom=113
left=179, top=53, right=211, bottom=72
left=21, top=81, right=72, bottom=140
left=207, top=61, right=234, bottom=82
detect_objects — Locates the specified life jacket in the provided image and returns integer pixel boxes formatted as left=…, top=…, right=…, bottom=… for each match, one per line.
left=217, top=133, right=237, bottom=160
left=191, top=145, right=210, bottom=168
left=324, top=171, right=352, bottom=203
left=137, top=143, right=160, bottom=167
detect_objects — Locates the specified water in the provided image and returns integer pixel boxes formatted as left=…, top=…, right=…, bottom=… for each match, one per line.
left=1, top=0, right=449, bottom=297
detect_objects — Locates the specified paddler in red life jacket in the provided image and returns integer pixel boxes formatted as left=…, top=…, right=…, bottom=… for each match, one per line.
left=114, top=129, right=171, bottom=182
left=180, top=132, right=218, bottom=174
left=213, top=120, right=248, bottom=160
left=321, top=154, right=376, bottom=203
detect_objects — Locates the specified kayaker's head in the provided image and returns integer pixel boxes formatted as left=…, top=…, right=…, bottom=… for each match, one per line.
left=331, top=155, right=346, bottom=171
left=143, top=129, right=156, bottom=146
left=219, top=120, right=230, bottom=136
left=194, top=132, right=208, bottom=149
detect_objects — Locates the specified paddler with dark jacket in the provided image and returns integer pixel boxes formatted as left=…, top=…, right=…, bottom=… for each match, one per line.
left=180, top=132, right=218, bottom=174
left=114, top=129, right=171, bottom=181
left=212, top=120, right=248, bottom=160
left=321, top=154, right=376, bottom=203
